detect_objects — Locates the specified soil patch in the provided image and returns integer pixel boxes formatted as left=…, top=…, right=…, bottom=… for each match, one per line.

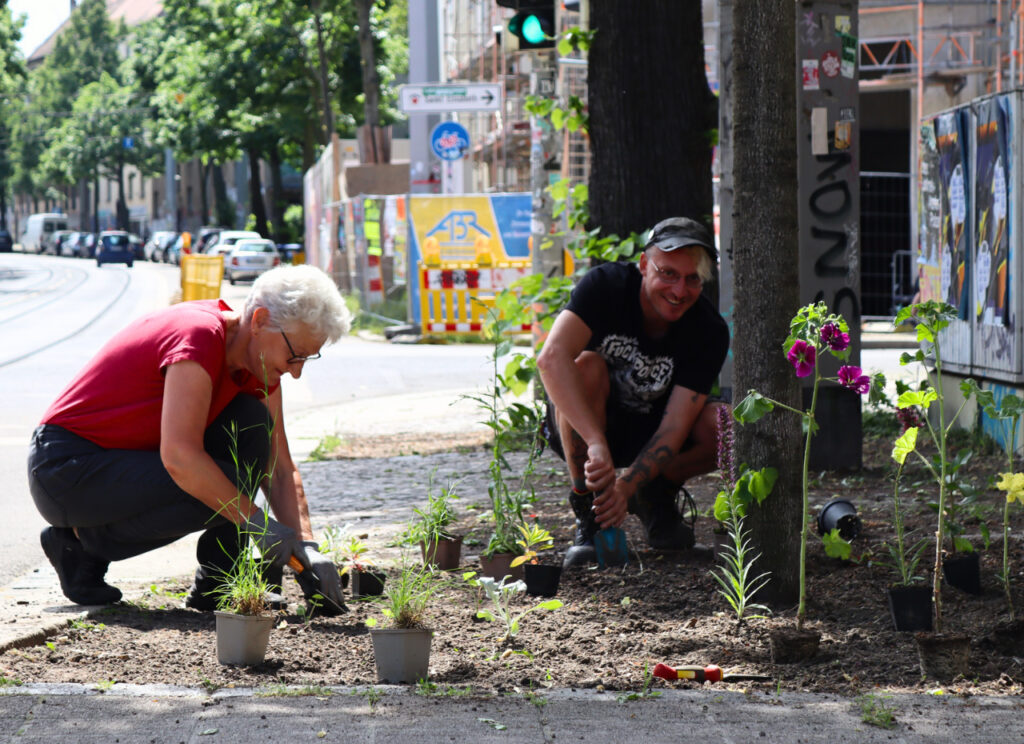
left=3, top=428, right=1024, bottom=697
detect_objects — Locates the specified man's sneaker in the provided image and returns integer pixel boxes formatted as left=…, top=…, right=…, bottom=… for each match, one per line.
left=563, top=490, right=598, bottom=568
left=40, top=527, right=122, bottom=605
left=628, top=478, right=696, bottom=551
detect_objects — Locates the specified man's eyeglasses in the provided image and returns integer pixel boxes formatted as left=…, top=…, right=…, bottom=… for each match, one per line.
left=648, top=256, right=703, bottom=289
left=280, top=330, right=321, bottom=364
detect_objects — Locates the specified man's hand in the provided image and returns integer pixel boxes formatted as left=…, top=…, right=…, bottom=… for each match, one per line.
left=243, top=511, right=304, bottom=568
left=583, top=442, right=615, bottom=494
left=299, top=541, right=346, bottom=613
left=592, top=479, right=630, bottom=528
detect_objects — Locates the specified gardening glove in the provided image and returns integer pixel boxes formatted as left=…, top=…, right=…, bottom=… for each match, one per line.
left=242, top=511, right=303, bottom=569
left=296, top=541, right=347, bottom=615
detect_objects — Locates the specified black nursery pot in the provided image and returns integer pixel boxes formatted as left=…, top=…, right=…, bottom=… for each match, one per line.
left=351, top=569, right=387, bottom=598
left=943, top=552, right=981, bottom=595
left=816, top=497, right=862, bottom=540
left=887, top=584, right=933, bottom=632
left=523, top=563, right=562, bottom=597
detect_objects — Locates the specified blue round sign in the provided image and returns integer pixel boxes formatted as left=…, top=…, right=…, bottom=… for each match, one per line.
left=430, top=121, right=470, bottom=161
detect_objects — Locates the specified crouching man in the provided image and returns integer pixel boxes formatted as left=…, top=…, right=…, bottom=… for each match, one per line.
left=536, top=217, right=730, bottom=567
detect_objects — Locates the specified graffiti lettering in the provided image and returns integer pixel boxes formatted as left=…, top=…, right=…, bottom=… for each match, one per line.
left=809, top=181, right=851, bottom=219
left=811, top=227, right=848, bottom=278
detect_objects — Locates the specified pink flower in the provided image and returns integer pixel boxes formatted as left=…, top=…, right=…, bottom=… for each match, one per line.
left=787, top=340, right=816, bottom=377
left=820, top=322, right=850, bottom=351
left=838, top=365, right=870, bottom=395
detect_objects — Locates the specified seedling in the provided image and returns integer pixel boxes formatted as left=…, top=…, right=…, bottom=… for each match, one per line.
left=856, top=693, right=897, bottom=729
left=256, top=684, right=333, bottom=697
left=616, top=662, right=662, bottom=702
left=351, top=687, right=383, bottom=709
left=474, top=576, right=563, bottom=642
left=94, top=679, right=115, bottom=692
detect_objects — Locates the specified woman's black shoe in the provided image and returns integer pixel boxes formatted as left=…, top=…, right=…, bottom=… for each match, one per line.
left=40, top=527, right=122, bottom=605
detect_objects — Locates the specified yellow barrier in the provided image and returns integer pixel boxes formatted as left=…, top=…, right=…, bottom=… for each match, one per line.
left=418, top=263, right=532, bottom=336
left=180, top=255, right=224, bottom=302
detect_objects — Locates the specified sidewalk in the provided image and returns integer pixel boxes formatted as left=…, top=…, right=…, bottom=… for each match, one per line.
left=5, top=327, right=1011, bottom=742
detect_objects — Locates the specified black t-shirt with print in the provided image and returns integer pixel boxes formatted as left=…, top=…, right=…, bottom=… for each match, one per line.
left=565, top=261, right=730, bottom=417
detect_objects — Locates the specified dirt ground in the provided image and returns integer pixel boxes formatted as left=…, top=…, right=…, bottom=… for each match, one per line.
left=3, top=421, right=1024, bottom=697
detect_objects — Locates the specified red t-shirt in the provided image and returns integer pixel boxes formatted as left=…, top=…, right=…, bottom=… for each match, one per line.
left=43, top=299, right=275, bottom=450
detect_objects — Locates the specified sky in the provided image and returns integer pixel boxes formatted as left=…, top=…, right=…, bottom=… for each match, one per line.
left=9, top=0, right=71, bottom=58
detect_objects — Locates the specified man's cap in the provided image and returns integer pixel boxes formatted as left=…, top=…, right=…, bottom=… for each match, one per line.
left=647, top=217, right=717, bottom=262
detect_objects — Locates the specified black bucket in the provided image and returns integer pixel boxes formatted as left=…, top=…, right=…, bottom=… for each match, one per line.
left=816, top=497, right=862, bottom=540
left=943, top=552, right=981, bottom=595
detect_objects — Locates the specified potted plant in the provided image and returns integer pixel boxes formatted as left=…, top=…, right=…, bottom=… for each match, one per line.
left=892, top=301, right=973, bottom=679
left=338, top=535, right=386, bottom=598
left=877, top=426, right=932, bottom=631
left=211, top=540, right=276, bottom=666
left=463, top=306, right=543, bottom=580
left=510, top=522, right=560, bottom=597
left=365, top=558, right=445, bottom=683
left=735, top=303, right=876, bottom=662
left=405, top=473, right=463, bottom=570
left=472, top=575, right=563, bottom=645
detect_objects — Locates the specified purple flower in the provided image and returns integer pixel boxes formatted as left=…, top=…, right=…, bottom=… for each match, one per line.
left=820, top=322, right=850, bottom=351
left=838, top=365, right=870, bottom=395
left=787, top=340, right=816, bottom=377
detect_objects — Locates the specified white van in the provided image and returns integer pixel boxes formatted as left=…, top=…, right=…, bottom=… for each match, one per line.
left=19, top=213, right=69, bottom=254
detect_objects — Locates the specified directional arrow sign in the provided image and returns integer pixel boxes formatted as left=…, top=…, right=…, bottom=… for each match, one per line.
left=400, top=83, right=503, bottom=113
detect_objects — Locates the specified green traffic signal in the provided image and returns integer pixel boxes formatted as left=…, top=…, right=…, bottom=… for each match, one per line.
left=507, top=7, right=554, bottom=49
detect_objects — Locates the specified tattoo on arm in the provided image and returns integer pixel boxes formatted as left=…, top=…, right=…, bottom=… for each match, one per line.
left=569, top=429, right=588, bottom=474
left=623, top=433, right=675, bottom=488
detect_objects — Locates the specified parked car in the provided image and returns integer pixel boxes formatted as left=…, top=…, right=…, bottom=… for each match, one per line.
left=165, top=234, right=185, bottom=265
left=48, top=229, right=75, bottom=256
left=59, top=231, right=82, bottom=257
left=128, top=233, right=145, bottom=260
left=144, top=231, right=177, bottom=262
left=19, top=213, right=68, bottom=254
left=96, top=231, right=134, bottom=267
left=81, top=232, right=99, bottom=258
left=195, top=226, right=224, bottom=254
left=0, top=229, right=12, bottom=253
left=204, top=230, right=262, bottom=259
left=277, top=243, right=302, bottom=264
left=224, top=239, right=281, bottom=284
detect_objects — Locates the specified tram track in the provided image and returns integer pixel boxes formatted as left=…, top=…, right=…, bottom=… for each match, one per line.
left=0, top=263, right=132, bottom=369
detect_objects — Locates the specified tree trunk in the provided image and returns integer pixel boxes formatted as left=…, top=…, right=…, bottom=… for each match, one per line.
left=199, top=161, right=210, bottom=226
left=79, top=178, right=90, bottom=231
left=211, top=161, right=232, bottom=227
left=116, top=160, right=129, bottom=231
left=731, top=0, right=802, bottom=605
left=246, top=147, right=269, bottom=238
left=355, top=0, right=381, bottom=163
left=587, top=0, right=716, bottom=242
left=312, top=0, right=335, bottom=144
left=268, top=144, right=286, bottom=243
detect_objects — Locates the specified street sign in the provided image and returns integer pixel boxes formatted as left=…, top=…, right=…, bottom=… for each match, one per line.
left=400, top=83, right=502, bottom=113
left=430, top=121, right=470, bottom=162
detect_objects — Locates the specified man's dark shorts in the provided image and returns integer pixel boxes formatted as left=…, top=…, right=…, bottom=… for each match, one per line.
left=543, top=397, right=669, bottom=469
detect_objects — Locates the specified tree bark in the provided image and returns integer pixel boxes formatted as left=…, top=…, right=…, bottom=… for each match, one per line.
left=268, top=144, right=286, bottom=242
left=116, top=159, right=128, bottom=230
left=198, top=161, right=210, bottom=226
left=246, top=147, right=269, bottom=238
left=355, top=0, right=381, bottom=163
left=731, top=0, right=802, bottom=604
left=211, top=161, right=232, bottom=227
left=587, top=0, right=716, bottom=241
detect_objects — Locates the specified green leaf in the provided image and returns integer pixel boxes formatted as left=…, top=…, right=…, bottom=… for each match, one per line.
left=891, top=426, right=919, bottom=464
left=557, top=36, right=573, bottom=56
left=550, top=108, right=564, bottom=131
left=952, top=537, right=974, bottom=553
left=747, top=467, right=778, bottom=504
left=538, top=600, right=563, bottom=610
left=822, top=528, right=852, bottom=560
left=713, top=492, right=732, bottom=522
left=734, top=391, right=775, bottom=424
left=898, top=389, right=937, bottom=409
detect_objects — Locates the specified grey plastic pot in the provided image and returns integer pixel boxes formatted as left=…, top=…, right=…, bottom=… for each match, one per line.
left=370, top=627, right=433, bottom=683
left=214, top=611, right=274, bottom=666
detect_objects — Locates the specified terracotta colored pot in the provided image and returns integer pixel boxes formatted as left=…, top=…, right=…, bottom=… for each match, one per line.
left=478, top=552, right=524, bottom=581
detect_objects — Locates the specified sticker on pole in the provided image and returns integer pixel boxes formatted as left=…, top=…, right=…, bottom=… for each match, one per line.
left=431, top=122, right=470, bottom=161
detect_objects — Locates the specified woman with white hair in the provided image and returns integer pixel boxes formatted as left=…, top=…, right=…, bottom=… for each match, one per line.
left=28, top=265, right=351, bottom=613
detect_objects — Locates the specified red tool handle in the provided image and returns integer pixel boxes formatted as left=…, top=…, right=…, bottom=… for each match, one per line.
left=653, top=663, right=723, bottom=683
left=288, top=555, right=305, bottom=573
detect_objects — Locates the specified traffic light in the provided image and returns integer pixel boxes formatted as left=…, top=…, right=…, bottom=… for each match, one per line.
left=497, top=1, right=555, bottom=50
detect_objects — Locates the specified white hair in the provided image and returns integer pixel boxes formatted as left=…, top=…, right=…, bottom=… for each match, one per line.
left=244, top=265, right=352, bottom=342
